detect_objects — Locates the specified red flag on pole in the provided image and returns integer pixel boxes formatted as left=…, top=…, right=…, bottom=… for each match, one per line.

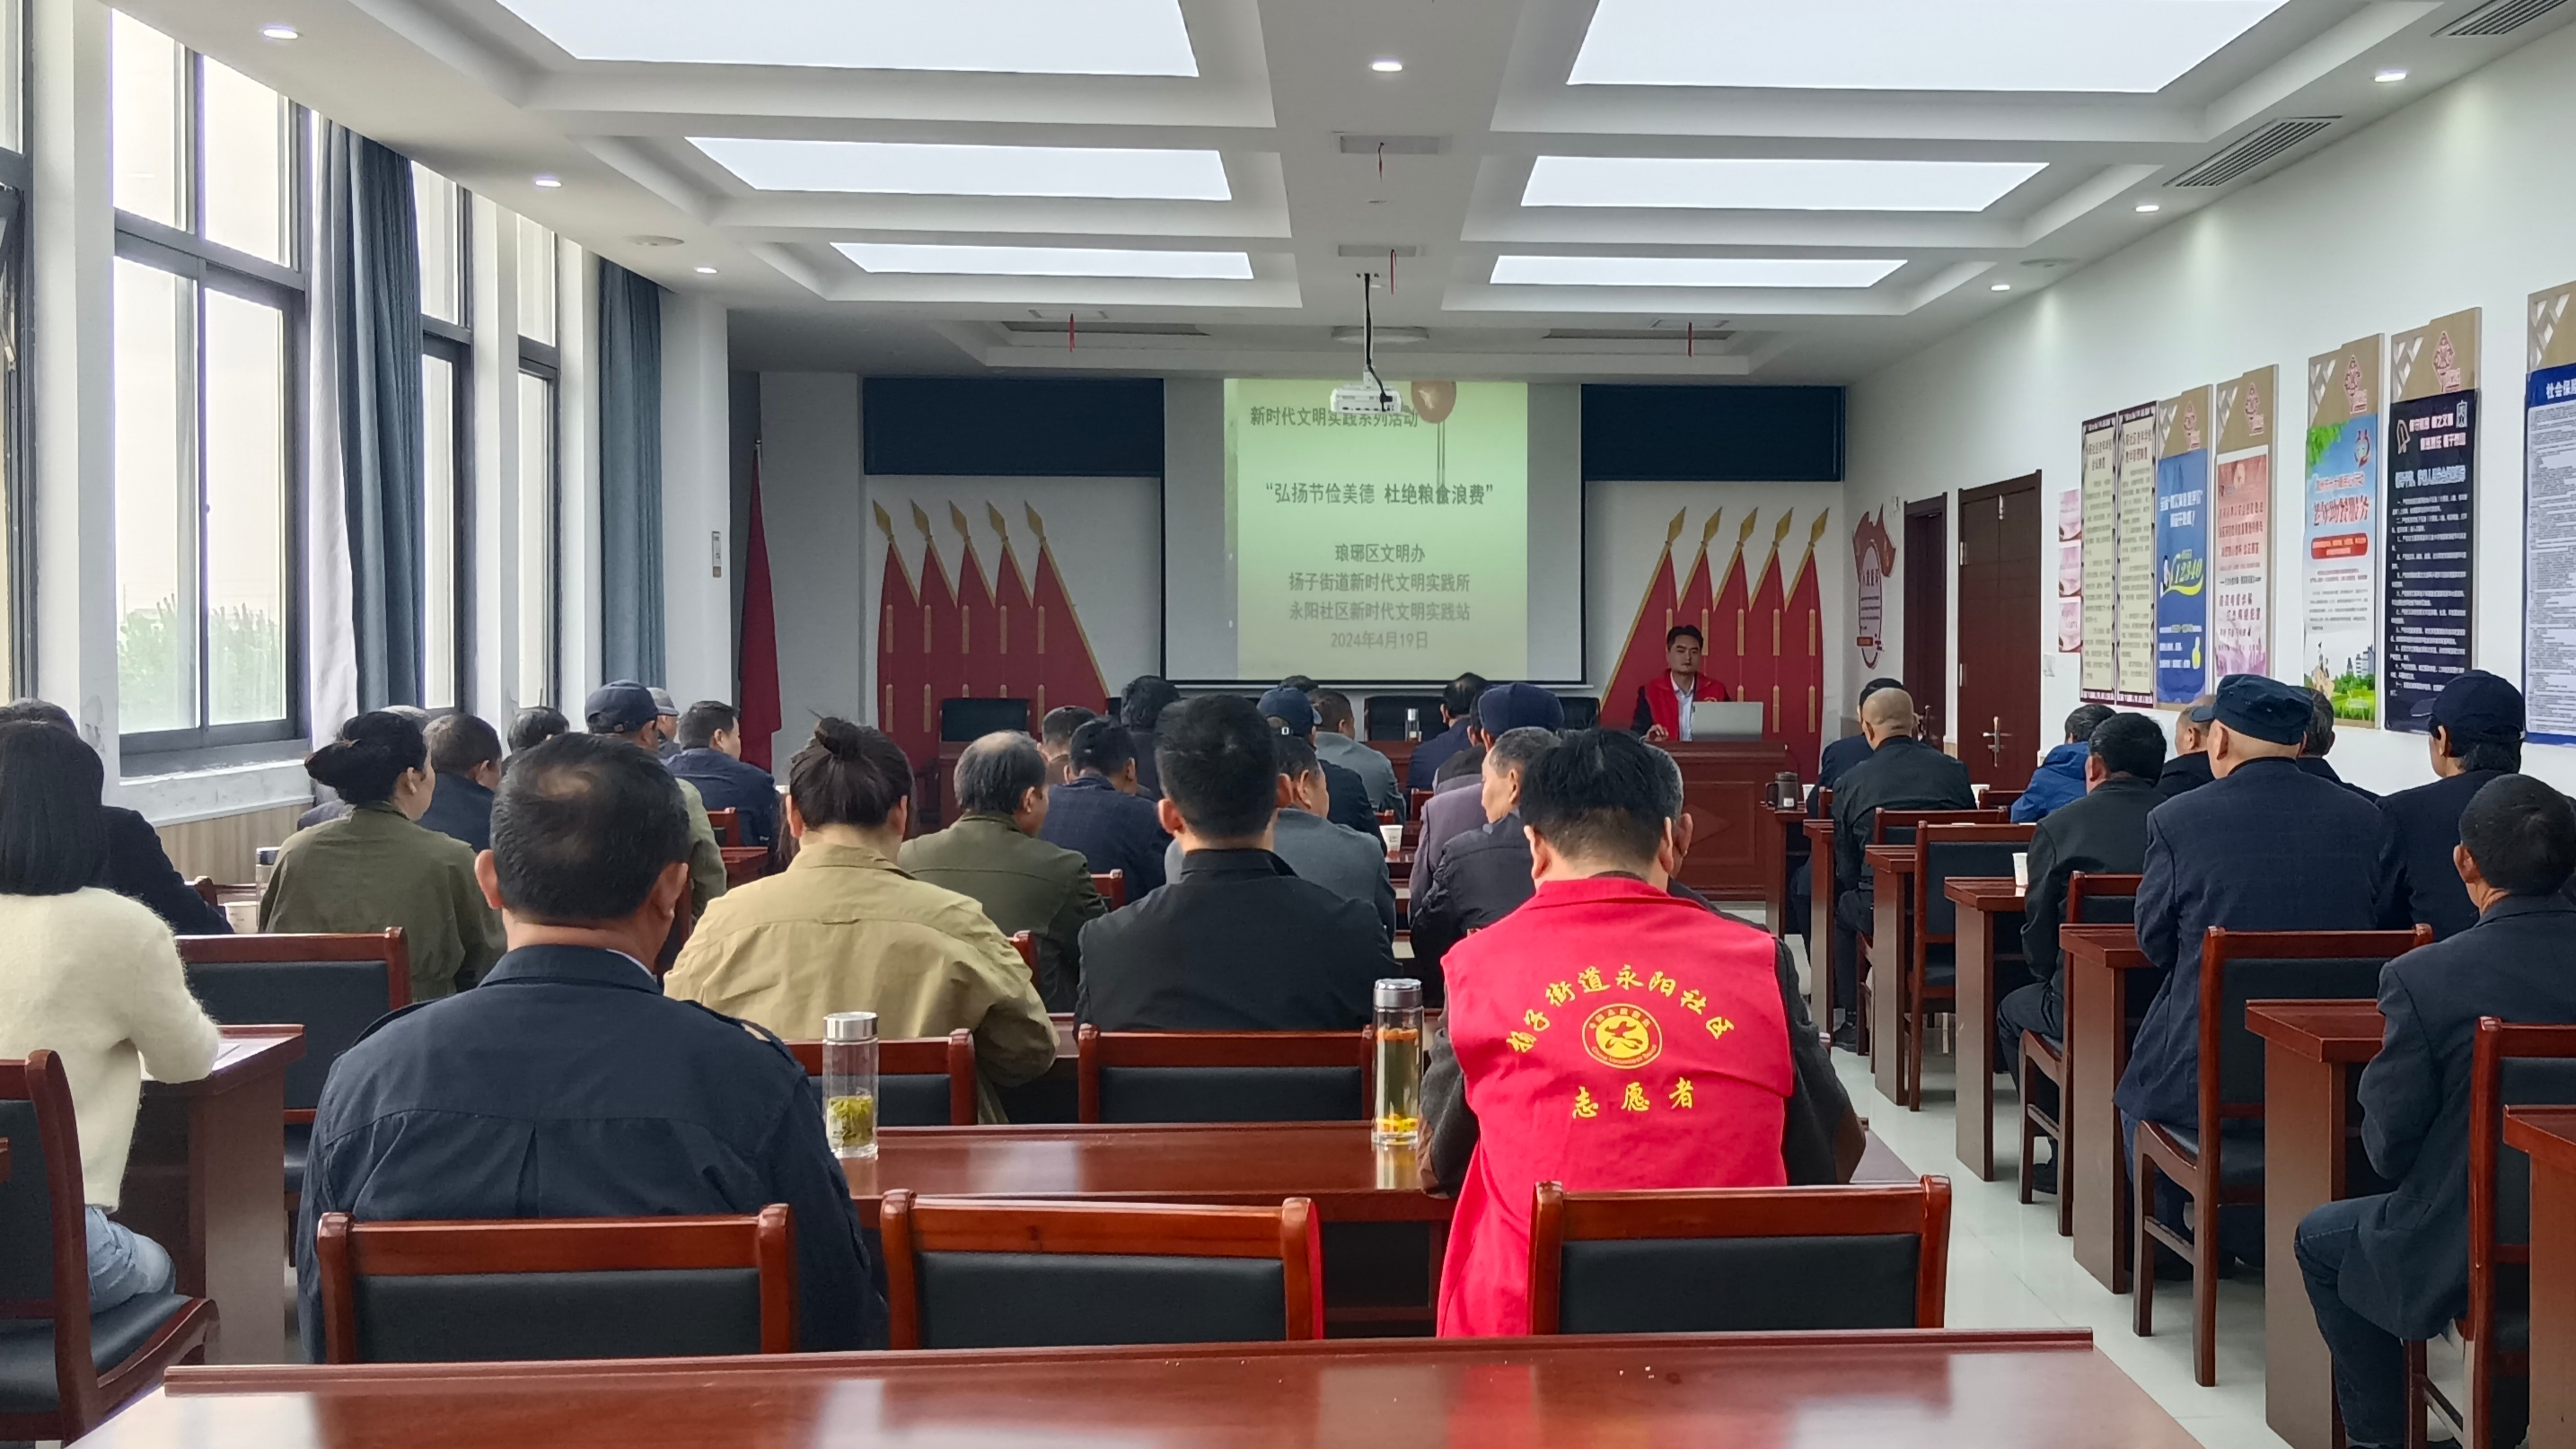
left=872, top=501, right=928, bottom=768
left=735, top=451, right=783, bottom=771
left=910, top=503, right=960, bottom=744
left=1604, top=510, right=1686, bottom=733
left=948, top=504, right=1003, bottom=708
left=1744, top=512, right=1795, bottom=738
left=1783, top=510, right=1833, bottom=780
left=1024, top=505, right=1112, bottom=721
left=1712, top=510, right=1757, bottom=702
left=1674, top=509, right=1721, bottom=678
left=989, top=504, right=1036, bottom=729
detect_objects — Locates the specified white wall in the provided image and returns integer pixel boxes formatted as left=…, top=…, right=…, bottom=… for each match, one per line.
left=661, top=293, right=733, bottom=707
left=1843, top=19, right=2576, bottom=797
left=756, top=373, right=866, bottom=770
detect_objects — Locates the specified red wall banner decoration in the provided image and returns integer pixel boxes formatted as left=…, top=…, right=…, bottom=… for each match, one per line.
left=1604, top=510, right=1687, bottom=734
left=1852, top=507, right=1896, bottom=669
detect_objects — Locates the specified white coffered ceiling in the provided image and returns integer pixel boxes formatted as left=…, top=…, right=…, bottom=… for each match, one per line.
left=123, top=0, right=2576, bottom=381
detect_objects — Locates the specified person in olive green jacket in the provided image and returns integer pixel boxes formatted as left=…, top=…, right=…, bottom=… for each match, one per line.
left=901, top=733, right=1106, bottom=1011
left=583, top=681, right=727, bottom=918
left=259, top=711, right=504, bottom=1001
left=667, top=719, right=1058, bottom=1123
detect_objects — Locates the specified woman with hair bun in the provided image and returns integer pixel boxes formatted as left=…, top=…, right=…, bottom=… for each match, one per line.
left=258, top=712, right=503, bottom=1000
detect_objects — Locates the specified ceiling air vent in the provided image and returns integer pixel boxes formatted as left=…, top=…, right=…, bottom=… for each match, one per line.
left=2166, top=118, right=2335, bottom=188
left=1544, top=327, right=1736, bottom=343
left=1337, top=134, right=1446, bottom=155
left=999, top=320, right=1206, bottom=337
left=2441, top=0, right=2570, bottom=36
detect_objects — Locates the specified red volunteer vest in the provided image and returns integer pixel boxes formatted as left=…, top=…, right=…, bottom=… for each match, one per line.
left=1435, top=875, right=1789, bottom=1337
left=1636, top=673, right=1729, bottom=737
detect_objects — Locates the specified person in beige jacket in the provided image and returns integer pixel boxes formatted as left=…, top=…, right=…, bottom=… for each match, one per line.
left=0, top=723, right=220, bottom=1311
left=667, top=719, right=1057, bottom=1122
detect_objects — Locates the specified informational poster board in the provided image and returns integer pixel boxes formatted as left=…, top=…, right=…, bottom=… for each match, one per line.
left=2211, top=366, right=2275, bottom=680
left=2153, top=387, right=2212, bottom=704
left=2383, top=310, right=2480, bottom=733
left=2526, top=282, right=2576, bottom=746
left=2079, top=413, right=2121, bottom=699
left=2114, top=403, right=2158, bottom=705
left=2302, top=336, right=2383, bottom=724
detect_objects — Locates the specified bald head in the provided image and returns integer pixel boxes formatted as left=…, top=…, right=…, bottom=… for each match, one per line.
left=1860, top=688, right=1918, bottom=744
left=2175, top=694, right=2216, bottom=752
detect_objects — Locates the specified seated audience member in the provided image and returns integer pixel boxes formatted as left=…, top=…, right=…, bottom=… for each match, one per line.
left=298, top=704, right=430, bottom=830
left=295, top=734, right=880, bottom=1355
left=1040, top=719, right=1172, bottom=898
left=0, top=722, right=220, bottom=1312
left=1164, top=734, right=1394, bottom=940
left=1413, top=682, right=1563, bottom=900
left=588, top=681, right=725, bottom=917
left=1257, top=686, right=1376, bottom=833
left=1433, top=744, right=1485, bottom=786
left=1816, top=678, right=1906, bottom=799
left=1420, top=728, right=1793, bottom=1336
left=1077, top=695, right=1392, bottom=1031
left=1997, top=712, right=2166, bottom=1074
left=1407, top=672, right=1489, bottom=791
left=507, top=705, right=569, bottom=756
left=667, top=700, right=782, bottom=848
left=2297, top=775, right=2576, bottom=1449
left=2376, top=670, right=2525, bottom=939
left=0, top=698, right=229, bottom=935
left=2119, top=676, right=2392, bottom=1178
left=1631, top=624, right=1732, bottom=742
left=1119, top=675, right=1182, bottom=798
left=669, top=722, right=1056, bottom=1120
left=260, top=711, right=504, bottom=1001
left=1827, top=687, right=1976, bottom=1042
left=417, top=713, right=504, bottom=853
left=901, top=733, right=1107, bottom=1011
left=2158, top=693, right=2219, bottom=800
left=2011, top=704, right=2116, bottom=822
left=2298, top=688, right=2378, bottom=800
left=1311, top=688, right=1402, bottom=817
left=1411, top=726, right=1563, bottom=978
left=648, top=686, right=683, bottom=760
left=1038, top=706, right=1098, bottom=786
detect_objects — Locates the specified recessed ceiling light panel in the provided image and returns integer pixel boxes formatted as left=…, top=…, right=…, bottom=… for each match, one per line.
left=836, top=242, right=1254, bottom=279
left=260, top=24, right=299, bottom=40
left=497, top=0, right=1199, bottom=75
left=1569, top=0, right=2287, bottom=92
left=1523, top=156, right=2046, bottom=211
left=1489, top=256, right=1903, bottom=287
left=1371, top=58, right=1404, bottom=72
left=691, top=138, right=1231, bottom=200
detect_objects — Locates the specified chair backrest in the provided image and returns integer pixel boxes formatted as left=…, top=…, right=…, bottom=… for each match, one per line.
left=785, top=1030, right=979, bottom=1127
left=1872, top=807, right=2004, bottom=848
left=1527, top=1176, right=1953, bottom=1335
left=2469, top=1019, right=2576, bottom=1365
left=1982, top=788, right=2025, bottom=812
left=313, top=1208, right=796, bottom=1363
left=0, top=1053, right=100, bottom=1412
left=179, top=931, right=409, bottom=1118
left=2065, top=872, right=2143, bottom=926
left=1912, top=822, right=2035, bottom=941
left=1093, top=870, right=1128, bottom=910
left=705, top=807, right=742, bottom=847
left=2198, top=927, right=2431, bottom=1128
left=1076, top=1025, right=1372, bottom=1123
left=879, top=1191, right=1322, bottom=1349
left=1007, top=930, right=1039, bottom=988
left=1407, top=787, right=1434, bottom=819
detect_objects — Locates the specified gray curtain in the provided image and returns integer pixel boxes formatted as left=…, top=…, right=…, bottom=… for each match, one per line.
left=599, top=261, right=664, bottom=685
left=323, top=126, right=424, bottom=710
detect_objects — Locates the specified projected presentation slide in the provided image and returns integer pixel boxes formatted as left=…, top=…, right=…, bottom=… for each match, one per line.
left=1225, top=378, right=1531, bottom=681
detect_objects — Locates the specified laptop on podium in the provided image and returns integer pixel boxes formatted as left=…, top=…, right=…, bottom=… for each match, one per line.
left=1687, top=700, right=1767, bottom=741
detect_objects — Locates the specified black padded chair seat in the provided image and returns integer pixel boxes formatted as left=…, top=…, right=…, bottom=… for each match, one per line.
left=1097, top=1066, right=1362, bottom=1124
left=285, top=1121, right=312, bottom=1197
left=2155, top=1122, right=2266, bottom=1190
left=0, top=1292, right=195, bottom=1412
left=878, top=1074, right=953, bottom=1128
left=915, top=1251, right=1286, bottom=1348
left=1557, top=1235, right=1921, bottom=1335
left=351, top=1268, right=765, bottom=1362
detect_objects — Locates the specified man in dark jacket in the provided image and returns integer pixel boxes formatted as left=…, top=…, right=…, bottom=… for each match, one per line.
left=417, top=712, right=503, bottom=854
left=1411, top=682, right=1563, bottom=902
left=1410, top=726, right=1561, bottom=988
left=1257, top=686, right=1376, bottom=835
left=0, top=699, right=230, bottom=935
left=2297, top=688, right=2378, bottom=800
left=1077, top=695, right=1392, bottom=1031
left=1997, top=711, right=2165, bottom=1072
left=1119, top=675, right=1181, bottom=799
left=294, top=733, right=879, bottom=1356
left=2297, top=775, right=2576, bottom=1449
left=1788, top=677, right=1903, bottom=940
left=2157, top=694, right=2217, bottom=800
left=1406, top=673, right=1488, bottom=792
left=1827, top=687, right=1975, bottom=1040
left=2375, top=670, right=2524, bottom=940
left=1040, top=720, right=1172, bottom=899
left=2009, top=704, right=2114, bottom=822
left=665, top=701, right=782, bottom=848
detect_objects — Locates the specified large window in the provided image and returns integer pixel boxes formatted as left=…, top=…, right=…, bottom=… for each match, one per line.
left=110, top=13, right=303, bottom=751
left=417, top=164, right=469, bottom=708
left=515, top=216, right=558, bottom=707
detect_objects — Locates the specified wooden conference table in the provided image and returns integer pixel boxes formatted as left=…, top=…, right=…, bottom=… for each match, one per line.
left=2506, top=1107, right=2576, bottom=1449
left=1946, top=877, right=2027, bottom=1181
left=2059, top=925, right=2155, bottom=1293
left=104, top=1329, right=2202, bottom=1449
left=1866, top=844, right=1920, bottom=1106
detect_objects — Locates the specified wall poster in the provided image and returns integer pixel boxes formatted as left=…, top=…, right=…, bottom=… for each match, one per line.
left=2211, top=366, right=2275, bottom=680
left=2526, top=283, right=2576, bottom=746
left=2079, top=412, right=2120, bottom=700
left=2055, top=487, right=2083, bottom=654
left=2383, top=310, right=2480, bottom=733
left=2302, top=336, right=2383, bottom=724
left=2153, top=387, right=2212, bottom=704
left=2114, top=403, right=2159, bottom=706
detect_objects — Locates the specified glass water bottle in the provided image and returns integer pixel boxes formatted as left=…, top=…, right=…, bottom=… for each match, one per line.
left=822, top=1011, right=879, bottom=1162
left=1372, top=979, right=1426, bottom=1147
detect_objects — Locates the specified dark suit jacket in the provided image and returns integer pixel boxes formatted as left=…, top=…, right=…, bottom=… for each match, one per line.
left=100, top=806, right=231, bottom=935
left=668, top=747, right=781, bottom=847
left=416, top=772, right=495, bottom=854
left=2117, top=756, right=2393, bottom=1128
left=295, top=944, right=881, bottom=1355
left=2298, top=754, right=2378, bottom=801
left=1813, top=733, right=1875, bottom=808
left=2156, top=751, right=2214, bottom=801
left=1075, top=848, right=1393, bottom=1031
left=2019, top=777, right=2160, bottom=984
left=1039, top=775, right=1172, bottom=898
left=1828, top=736, right=1977, bottom=889
left=1407, top=719, right=1473, bottom=792
left=1130, top=727, right=1163, bottom=800
left=2337, top=894, right=2576, bottom=1339
left=1319, top=757, right=1376, bottom=834
left=1409, top=812, right=1532, bottom=994
left=2373, top=768, right=2507, bottom=941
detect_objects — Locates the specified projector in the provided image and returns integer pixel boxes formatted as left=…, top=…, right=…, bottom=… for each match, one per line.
left=1331, top=373, right=1404, bottom=417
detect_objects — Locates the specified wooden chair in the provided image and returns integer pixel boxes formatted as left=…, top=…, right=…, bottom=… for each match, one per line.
left=784, top=1030, right=980, bottom=1127
left=1007, top=930, right=1039, bottom=988
left=2019, top=872, right=2141, bottom=1235
left=1895, top=821, right=2034, bottom=1109
left=0, top=1051, right=217, bottom=1441
left=1853, top=806, right=2004, bottom=1058
left=314, top=1208, right=796, bottom=1362
left=879, top=1191, right=1322, bottom=1349
left=1092, top=870, right=1128, bottom=910
left=1981, top=788, right=2025, bottom=812
left=178, top=930, right=410, bottom=1217
left=720, top=846, right=769, bottom=888
left=2134, top=925, right=2430, bottom=1385
left=1527, top=1176, right=1952, bottom=1335
left=2403, top=1019, right=2576, bottom=1449
left=1075, top=1025, right=1373, bottom=1123
left=706, top=807, right=743, bottom=847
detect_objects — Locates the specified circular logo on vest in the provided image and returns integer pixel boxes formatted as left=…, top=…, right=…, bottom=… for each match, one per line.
left=1582, top=1003, right=1662, bottom=1070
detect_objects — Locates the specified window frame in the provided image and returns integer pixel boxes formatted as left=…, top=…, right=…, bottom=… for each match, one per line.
left=514, top=339, right=559, bottom=709
left=1, top=0, right=31, bottom=694
left=419, top=168, right=472, bottom=712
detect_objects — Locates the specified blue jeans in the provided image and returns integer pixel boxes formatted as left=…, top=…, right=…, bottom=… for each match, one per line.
left=2295, top=1197, right=2406, bottom=1448
left=85, top=1208, right=175, bottom=1313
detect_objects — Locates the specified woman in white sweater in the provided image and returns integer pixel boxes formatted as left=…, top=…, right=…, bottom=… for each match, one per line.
left=0, top=722, right=220, bottom=1311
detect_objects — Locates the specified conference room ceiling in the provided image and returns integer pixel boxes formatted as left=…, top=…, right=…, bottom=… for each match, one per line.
left=134, top=0, right=2575, bottom=382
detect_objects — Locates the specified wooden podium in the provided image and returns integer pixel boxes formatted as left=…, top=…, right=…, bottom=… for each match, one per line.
left=1666, top=740, right=1796, bottom=903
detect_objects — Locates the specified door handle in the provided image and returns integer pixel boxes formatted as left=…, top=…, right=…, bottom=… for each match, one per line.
left=1982, top=716, right=2008, bottom=765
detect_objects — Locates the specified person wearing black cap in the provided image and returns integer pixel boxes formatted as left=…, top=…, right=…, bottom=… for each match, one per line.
left=1826, top=686, right=1975, bottom=1043
left=1412, top=682, right=1564, bottom=900
left=2373, top=670, right=2527, bottom=940
left=2118, top=674, right=2395, bottom=1178
left=2296, top=774, right=2576, bottom=1449
left=588, top=680, right=726, bottom=918
left=1258, top=685, right=1376, bottom=834
left=1407, top=673, right=1489, bottom=792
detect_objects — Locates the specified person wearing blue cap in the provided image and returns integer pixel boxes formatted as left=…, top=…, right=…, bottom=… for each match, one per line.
left=1257, top=685, right=1376, bottom=834
left=2373, top=670, right=2528, bottom=939
left=1410, top=682, right=1565, bottom=902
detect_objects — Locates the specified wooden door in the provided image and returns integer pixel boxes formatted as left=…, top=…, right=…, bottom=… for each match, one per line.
left=1903, top=500, right=1948, bottom=745
left=1957, top=474, right=2044, bottom=789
